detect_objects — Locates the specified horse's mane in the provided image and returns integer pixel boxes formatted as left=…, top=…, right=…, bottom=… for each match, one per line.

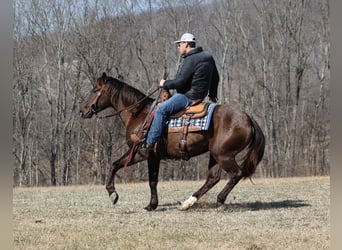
left=104, top=76, right=153, bottom=114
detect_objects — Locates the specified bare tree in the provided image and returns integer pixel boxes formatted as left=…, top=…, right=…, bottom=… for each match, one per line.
left=13, top=0, right=330, bottom=186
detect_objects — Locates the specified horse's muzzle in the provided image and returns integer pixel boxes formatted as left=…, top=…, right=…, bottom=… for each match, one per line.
left=79, top=109, right=93, bottom=118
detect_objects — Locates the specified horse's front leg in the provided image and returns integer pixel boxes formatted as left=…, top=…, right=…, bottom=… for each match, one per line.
left=105, top=150, right=146, bottom=206
left=144, top=156, right=160, bottom=211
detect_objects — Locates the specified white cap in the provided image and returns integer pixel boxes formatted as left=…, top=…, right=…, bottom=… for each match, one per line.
left=174, top=33, right=196, bottom=44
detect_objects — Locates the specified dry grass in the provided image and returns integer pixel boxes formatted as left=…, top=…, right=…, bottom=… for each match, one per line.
left=13, top=176, right=329, bottom=250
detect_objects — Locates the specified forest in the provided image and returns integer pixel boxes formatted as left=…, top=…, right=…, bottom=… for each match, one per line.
left=13, top=0, right=330, bottom=186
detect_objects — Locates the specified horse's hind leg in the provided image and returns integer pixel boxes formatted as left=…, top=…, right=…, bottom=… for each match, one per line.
left=178, top=155, right=221, bottom=211
left=216, top=158, right=243, bottom=208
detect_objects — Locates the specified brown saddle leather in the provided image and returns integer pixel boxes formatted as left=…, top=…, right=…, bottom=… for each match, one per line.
left=169, top=102, right=210, bottom=119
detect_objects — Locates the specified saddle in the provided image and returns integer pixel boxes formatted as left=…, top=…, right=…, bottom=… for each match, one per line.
left=168, top=101, right=212, bottom=160
left=128, top=95, right=213, bottom=163
left=169, top=101, right=210, bottom=119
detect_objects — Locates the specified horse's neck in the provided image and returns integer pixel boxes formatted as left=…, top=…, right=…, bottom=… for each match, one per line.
left=115, top=97, right=151, bottom=130
left=113, top=98, right=133, bottom=127
left=108, top=84, right=152, bottom=130
left=118, top=110, right=134, bottom=129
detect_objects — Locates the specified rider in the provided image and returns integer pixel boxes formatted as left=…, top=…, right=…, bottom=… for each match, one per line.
left=136, top=32, right=219, bottom=154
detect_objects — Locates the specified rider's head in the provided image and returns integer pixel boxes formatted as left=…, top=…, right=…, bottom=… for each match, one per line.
left=174, top=33, right=196, bottom=55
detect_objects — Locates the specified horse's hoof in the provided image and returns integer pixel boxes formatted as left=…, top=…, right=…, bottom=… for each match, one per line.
left=216, top=203, right=225, bottom=211
left=144, top=205, right=157, bottom=211
left=109, top=191, right=119, bottom=205
left=177, top=196, right=197, bottom=211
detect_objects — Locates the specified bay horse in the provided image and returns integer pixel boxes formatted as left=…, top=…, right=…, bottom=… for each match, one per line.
left=80, top=72, right=265, bottom=211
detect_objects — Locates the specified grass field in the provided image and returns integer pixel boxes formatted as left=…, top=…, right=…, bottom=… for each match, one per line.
left=13, top=176, right=329, bottom=250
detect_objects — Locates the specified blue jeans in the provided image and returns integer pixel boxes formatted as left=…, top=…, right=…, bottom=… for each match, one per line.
left=146, top=93, right=193, bottom=145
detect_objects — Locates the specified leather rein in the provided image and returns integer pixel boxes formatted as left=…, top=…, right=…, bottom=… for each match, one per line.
left=92, top=86, right=162, bottom=119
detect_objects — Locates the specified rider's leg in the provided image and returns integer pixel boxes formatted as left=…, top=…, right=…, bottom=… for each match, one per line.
left=146, top=93, right=193, bottom=146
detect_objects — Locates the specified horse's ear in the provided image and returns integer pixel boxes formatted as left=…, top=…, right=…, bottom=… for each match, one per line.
left=102, top=72, right=107, bottom=78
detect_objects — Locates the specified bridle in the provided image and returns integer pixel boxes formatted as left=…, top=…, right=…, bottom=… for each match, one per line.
left=89, top=84, right=162, bottom=119
left=89, top=84, right=106, bottom=115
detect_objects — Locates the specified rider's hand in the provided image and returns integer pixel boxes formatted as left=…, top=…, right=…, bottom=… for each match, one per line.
left=209, top=96, right=218, bottom=103
left=159, top=79, right=166, bottom=88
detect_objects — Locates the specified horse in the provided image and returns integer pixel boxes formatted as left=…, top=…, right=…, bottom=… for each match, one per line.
left=80, top=72, right=265, bottom=211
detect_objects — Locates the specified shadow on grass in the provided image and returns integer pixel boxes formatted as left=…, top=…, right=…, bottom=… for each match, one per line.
left=221, top=200, right=310, bottom=212
left=155, top=199, right=310, bottom=212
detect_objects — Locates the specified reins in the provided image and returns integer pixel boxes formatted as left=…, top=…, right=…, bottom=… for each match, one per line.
left=123, top=87, right=164, bottom=169
left=96, top=87, right=161, bottom=119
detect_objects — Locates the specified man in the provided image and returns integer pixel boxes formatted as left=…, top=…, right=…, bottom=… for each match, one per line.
left=138, top=33, right=219, bottom=153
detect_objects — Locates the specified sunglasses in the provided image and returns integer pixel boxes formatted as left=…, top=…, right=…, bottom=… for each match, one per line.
left=177, top=42, right=187, bottom=48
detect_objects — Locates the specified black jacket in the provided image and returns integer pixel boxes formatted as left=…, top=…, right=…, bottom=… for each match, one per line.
left=163, top=47, right=219, bottom=100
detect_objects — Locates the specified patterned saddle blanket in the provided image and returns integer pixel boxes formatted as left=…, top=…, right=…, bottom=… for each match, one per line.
left=167, top=103, right=217, bottom=133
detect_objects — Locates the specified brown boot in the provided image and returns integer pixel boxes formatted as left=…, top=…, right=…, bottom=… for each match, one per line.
left=138, top=143, right=154, bottom=157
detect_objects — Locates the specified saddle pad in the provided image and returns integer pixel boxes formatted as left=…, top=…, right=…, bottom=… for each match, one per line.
left=167, top=103, right=217, bottom=133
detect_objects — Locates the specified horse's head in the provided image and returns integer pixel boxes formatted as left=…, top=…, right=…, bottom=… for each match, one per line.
left=80, top=72, right=112, bottom=118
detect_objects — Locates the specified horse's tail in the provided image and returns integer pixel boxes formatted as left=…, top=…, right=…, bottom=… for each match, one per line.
left=241, top=116, right=266, bottom=178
